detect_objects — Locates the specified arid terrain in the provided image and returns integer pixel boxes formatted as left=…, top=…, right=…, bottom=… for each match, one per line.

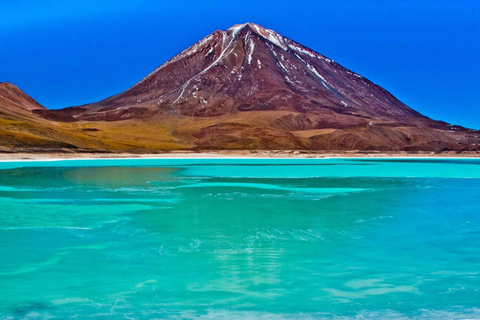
left=1, top=23, right=480, bottom=154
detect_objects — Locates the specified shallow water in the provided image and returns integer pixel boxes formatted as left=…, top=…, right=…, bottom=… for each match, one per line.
left=0, top=158, right=479, bottom=319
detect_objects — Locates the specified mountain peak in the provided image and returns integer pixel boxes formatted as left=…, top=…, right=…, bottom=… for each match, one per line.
left=226, top=23, right=287, bottom=49
left=0, top=82, right=16, bottom=89
left=227, top=22, right=267, bottom=34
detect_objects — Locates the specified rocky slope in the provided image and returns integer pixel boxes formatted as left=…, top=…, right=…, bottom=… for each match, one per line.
left=0, top=82, right=46, bottom=119
left=2, top=23, right=480, bottom=152
left=70, top=23, right=427, bottom=122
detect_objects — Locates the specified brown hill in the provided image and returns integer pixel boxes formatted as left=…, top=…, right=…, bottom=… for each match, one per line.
left=0, top=83, right=189, bottom=152
left=0, top=82, right=46, bottom=119
left=0, top=83, right=76, bottom=151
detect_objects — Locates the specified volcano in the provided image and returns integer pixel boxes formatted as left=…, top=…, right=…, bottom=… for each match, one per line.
left=2, top=23, right=480, bottom=152
left=72, top=23, right=426, bottom=122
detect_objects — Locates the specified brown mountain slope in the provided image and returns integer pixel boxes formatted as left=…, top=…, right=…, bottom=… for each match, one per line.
left=0, top=83, right=74, bottom=150
left=4, top=23, right=480, bottom=152
left=0, top=82, right=46, bottom=120
left=0, top=83, right=190, bottom=152
left=0, top=83, right=168, bottom=152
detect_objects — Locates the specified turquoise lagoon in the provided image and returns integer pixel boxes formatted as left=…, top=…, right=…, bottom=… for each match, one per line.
left=0, top=158, right=479, bottom=319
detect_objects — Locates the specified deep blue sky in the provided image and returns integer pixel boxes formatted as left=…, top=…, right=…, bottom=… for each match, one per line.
left=1, top=0, right=479, bottom=128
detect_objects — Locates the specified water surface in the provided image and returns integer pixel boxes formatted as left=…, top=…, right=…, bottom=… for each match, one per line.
left=0, top=158, right=479, bottom=319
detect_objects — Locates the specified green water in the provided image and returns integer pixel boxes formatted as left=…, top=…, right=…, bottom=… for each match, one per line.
left=0, top=158, right=479, bottom=319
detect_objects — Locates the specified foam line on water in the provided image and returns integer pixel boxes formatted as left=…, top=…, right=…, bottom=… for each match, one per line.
left=179, top=182, right=368, bottom=194
left=0, top=186, right=38, bottom=192
left=0, top=256, right=64, bottom=276
left=0, top=226, right=92, bottom=231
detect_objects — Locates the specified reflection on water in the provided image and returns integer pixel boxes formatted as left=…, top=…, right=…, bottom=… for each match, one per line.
left=0, top=159, right=479, bottom=318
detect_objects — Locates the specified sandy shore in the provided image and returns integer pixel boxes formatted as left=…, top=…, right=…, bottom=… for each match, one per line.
left=0, top=150, right=479, bottom=161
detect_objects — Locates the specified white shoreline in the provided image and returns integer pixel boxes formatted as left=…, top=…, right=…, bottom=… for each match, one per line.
left=0, top=152, right=479, bottom=162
